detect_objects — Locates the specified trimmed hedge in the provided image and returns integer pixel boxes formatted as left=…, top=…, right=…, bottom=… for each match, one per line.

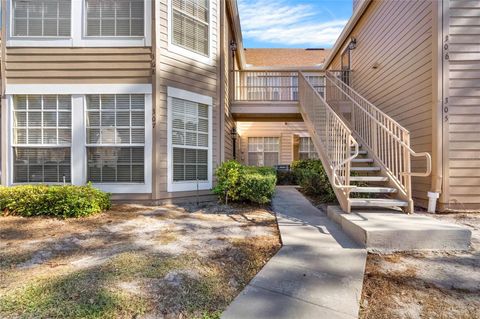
left=291, top=159, right=337, bottom=202
left=213, top=161, right=276, bottom=204
left=0, top=184, right=111, bottom=218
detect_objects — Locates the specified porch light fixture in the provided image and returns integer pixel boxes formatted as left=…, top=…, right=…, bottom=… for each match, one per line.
left=231, top=127, right=238, bottom=160
left=348, top=37, right=357, bottom=50
left=229, top=40, right=237, bottom=52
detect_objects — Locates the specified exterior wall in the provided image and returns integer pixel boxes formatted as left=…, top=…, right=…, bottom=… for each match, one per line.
left=5, top=48, right=153, bottom=84
left=152, top=0, right=221, bottom=202
left=441, top=0, right=480, bottom=210
left=237, top=122, right=310, bottom=165
left=329, top=0, right=434, bottom=207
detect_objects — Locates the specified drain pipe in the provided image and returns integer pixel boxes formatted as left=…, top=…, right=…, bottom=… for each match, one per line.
left=427, top=192, right=440, bottom=213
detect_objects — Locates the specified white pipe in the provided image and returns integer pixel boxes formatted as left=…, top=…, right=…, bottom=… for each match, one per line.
left=427, top=192, right=440, bottom=213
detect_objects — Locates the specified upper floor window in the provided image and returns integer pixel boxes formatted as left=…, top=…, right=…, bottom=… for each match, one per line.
left=12, top=0, right=71, bottom=37
left=85, top=0, right=145, bottom=37
left=171, top=0, right=209, bottom=57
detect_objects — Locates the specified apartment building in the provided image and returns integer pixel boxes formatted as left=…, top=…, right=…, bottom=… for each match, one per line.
left=0, top=0, right=243, bottom=203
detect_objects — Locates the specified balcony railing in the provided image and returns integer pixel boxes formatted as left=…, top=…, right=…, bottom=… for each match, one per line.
left=233, top=70, right=325, bottom=102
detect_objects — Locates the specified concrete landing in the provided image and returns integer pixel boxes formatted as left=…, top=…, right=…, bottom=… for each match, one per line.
left=327, top=206, right=472, bottom=252
left=222, top=186, right=367, bottom=319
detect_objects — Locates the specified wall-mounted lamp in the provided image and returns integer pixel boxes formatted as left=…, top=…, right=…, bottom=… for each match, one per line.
left=231, top=127, right=238, bottom=160
left=348, top=37, right=357, bottom=50
left=229, top=40, right=237, bottom=52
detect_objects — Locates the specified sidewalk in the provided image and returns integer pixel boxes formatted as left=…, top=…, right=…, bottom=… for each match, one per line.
left=222, top=186, right=367, bottom=319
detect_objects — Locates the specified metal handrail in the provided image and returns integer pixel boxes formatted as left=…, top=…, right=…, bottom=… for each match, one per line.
left=325, top=70, right=432, bottom=198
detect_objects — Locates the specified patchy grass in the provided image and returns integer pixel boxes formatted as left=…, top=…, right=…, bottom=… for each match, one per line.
left=360, top=213, right=480, bottom=319
left=0, top=203, right=280, bottom=319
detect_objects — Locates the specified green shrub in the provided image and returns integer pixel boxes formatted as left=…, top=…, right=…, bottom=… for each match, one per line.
left=0, top=184, right=111, bottom=218
left=291, top=159, right=337, bottom=202
left=276, top=170, right=297, bottom=185
left=213, top=161, right=277, bottom=204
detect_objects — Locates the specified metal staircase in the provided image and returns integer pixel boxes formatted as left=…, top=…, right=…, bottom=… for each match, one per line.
left=298, top=71, right=432, bottom=213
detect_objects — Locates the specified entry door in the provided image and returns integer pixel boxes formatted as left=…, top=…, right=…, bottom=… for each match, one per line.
left=340, top=47, right=351, bottom=85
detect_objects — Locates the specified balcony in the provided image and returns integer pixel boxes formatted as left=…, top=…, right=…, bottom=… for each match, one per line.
left=232, top=70, right=325, bottom=121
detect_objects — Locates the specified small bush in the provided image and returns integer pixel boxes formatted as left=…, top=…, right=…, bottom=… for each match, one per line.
left=291, top=159, right=337, bottom=202
left=213, top=161, right=277, bottom=204
left=0, top=184, right=111, bottom=218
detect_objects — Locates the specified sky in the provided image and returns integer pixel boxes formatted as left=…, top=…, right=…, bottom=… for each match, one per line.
left=237, top=0, right=353, bottom=49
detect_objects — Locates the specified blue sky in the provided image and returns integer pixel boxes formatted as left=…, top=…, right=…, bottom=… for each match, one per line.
left=238, top=0, right=353, bottom=49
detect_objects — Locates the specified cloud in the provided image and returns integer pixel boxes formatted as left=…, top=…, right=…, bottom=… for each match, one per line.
left=238, top=0, right=348, bottom=47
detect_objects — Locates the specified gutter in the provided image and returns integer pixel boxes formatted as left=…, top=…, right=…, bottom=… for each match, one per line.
left=322, top=0, right=372, bottom=70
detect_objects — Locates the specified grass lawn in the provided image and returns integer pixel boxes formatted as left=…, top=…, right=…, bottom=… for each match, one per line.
left=0, top=203, right=281, bottom=319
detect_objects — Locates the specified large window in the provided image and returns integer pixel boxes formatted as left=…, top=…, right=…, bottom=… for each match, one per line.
left=85, top=0, right=145, bottom=37
left=248, top=137, right=279, bottom=167
left=171, top=97, right=209, bottom=182
left=299, top=137, right=318, bottom=160
left=12, top=95, right=72, bottom=183
left=86, top=94, right=145, bottom=183
left=171, top=0, right=209, bottom=56
left=12, top=0, right=71, bottom=37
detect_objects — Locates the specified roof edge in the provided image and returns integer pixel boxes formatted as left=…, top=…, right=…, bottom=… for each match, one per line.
left=322, top=0, right=372, bottom=70
left=226, top=0, right=246, bottom=69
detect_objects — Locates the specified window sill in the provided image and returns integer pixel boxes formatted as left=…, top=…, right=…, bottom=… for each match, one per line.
left=92, top=183, right=152, bottom=194
left=6, top=37, right=150, bottom=48
left=168, top=44, right=214, bottom=66
left=168, top=181, right=212, bottom=193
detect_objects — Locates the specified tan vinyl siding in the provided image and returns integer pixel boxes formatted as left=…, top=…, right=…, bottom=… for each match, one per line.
left=223, top=10, right=236, bottom=161
left=237, top=122, right=310, bottom=166
left=153, top=0, right=220, bottom=199
left=443, top=0, right=480, bottom=208
left=6, top=47, right=153, bottom=84
left=329, top=0, right=434, bottom=206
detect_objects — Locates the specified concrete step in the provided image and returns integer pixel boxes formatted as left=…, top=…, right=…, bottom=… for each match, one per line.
left=351, top=187, right=397, bottom=194
left=352, top=158, right=374, bottom=163
left=349, top=198, right=409, bottom=207
left=350, top=176, right=389, bottom=182
left=326, top=206, right=472, bottom=252
left=351, top=166, right=381, bottom=172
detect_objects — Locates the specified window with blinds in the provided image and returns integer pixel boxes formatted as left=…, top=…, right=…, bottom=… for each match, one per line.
left=248, top=137, right=279, bottom=167
left=171, top=97, right=209, bottom=182
left=86, top=94, right=145, bottom=183
left=85, top=0, right=145, bottom=37
left=12, top=95, right=72, bottom=183
left=299, top=137, right=318, bottom=160
left=12, top=0, right=71, bottom=37
left=172, top=0, right=209, bottom=56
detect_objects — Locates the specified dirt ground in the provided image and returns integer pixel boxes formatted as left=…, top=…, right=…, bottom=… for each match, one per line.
left=360, top=213, right=480, bottom=319
left=0, top=203, right=281, bottom=319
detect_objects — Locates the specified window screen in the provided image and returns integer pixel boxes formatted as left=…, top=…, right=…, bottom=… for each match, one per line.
left=86, top=94, right=145, bottom=183
left=12, top=0, right=71, bottom=37
left=172, top=0, right=209, bottom=56
left=248, top=137, right=279, bottom=167
left=12, top=95, right=72, bottom=183
left=85, top=0, right=144, bottom=37
left=171, top=97, right=209, bottom=182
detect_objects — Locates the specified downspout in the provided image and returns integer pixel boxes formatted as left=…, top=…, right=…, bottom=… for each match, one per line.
left=429, top=0, right=444, bottom=212
left=1, top=0, right=8, bottom=186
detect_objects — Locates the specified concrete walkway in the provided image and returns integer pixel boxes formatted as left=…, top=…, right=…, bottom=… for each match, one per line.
left=222, top=186, right=367, bottom=319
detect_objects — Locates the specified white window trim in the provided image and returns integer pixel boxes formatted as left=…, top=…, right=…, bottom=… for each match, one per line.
left=5, top=84, right=152, bottom=194
left=6, top=0, right=152, bottom=47
left=167, top=0, right=214, bottom=65
left=167, top=87, right=213, bottom=192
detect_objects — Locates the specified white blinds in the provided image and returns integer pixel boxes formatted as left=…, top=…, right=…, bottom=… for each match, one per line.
left=299, top=137, right=318, bottom=160
left=171, top=97, right=209, bottom=182
left=86, top=0, right=144, bottom=37
left=12, top=95, right=72, bottom=183
left=172, top=0, right=209, bottom=56
left=12, top=0, right=71, bottom=37
left=248, top=137, right=279, bottom=167
left=86, top=94, right=145, bottom=183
